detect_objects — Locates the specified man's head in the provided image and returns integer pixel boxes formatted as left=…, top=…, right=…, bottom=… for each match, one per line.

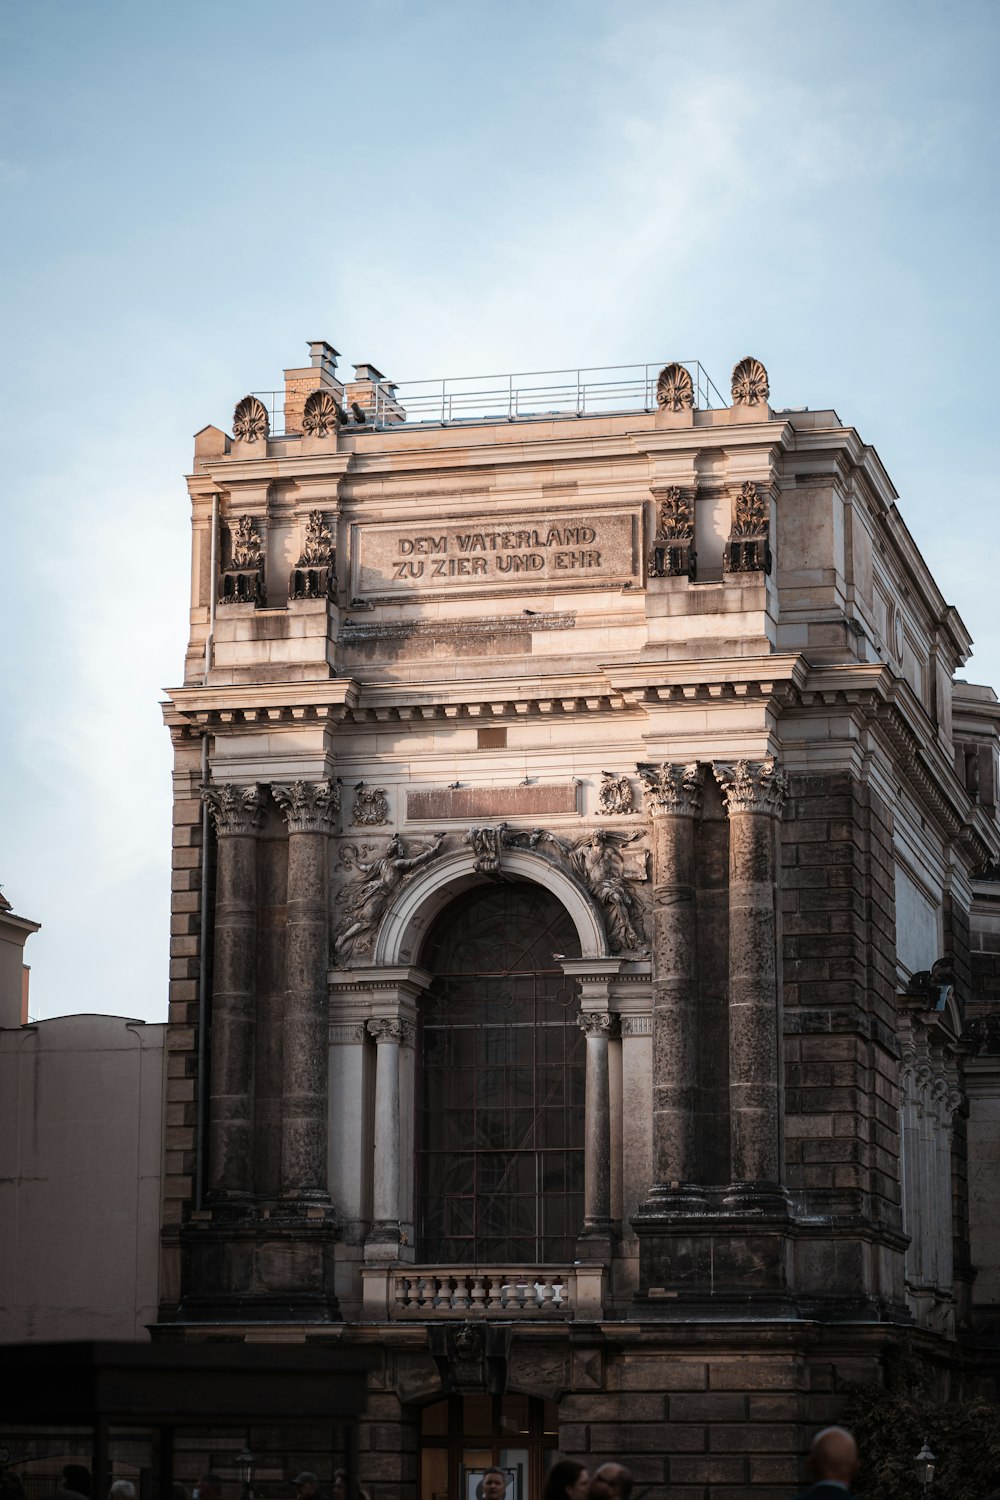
left=195, top=1478, right=222, bottom=1500
left=588, top=1466, right=632, bottom=1500
left=808, top=1428, right=859, bottom=1486
left=292, top=1476, right=320, bottom=1500
left=481, top=1471, right=507, bottom=1500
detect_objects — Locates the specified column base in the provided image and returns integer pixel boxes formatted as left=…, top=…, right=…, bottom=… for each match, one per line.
left=274, top=1190, right=332, bottom=1218
left=633, top=1181, right=710, bottom=1218
left=364, top=1222, right=415, bottom=1264
left=575, top=1220, right=616, bottom=1264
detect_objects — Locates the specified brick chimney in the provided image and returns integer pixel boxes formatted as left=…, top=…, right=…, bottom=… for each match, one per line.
left=345, top=362, right=406, bottom=426
left=283, top=340, right=344, bottom=435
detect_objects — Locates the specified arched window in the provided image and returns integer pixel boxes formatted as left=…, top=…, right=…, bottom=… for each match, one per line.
left=416, top=883, right=584, bottom=1264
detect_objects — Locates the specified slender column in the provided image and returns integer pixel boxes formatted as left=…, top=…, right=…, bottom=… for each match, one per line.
left=367, top=1018, right=410, bottom=1237
left=578, top=1012, right=616, bottom=1234
left=638, top=762, right=705, bottom=1200
left=273, top=779, right=339, bottom=1205
left=201, top=783, right=264, bottom=1204
left=715, top=758, right=788, bottom=1199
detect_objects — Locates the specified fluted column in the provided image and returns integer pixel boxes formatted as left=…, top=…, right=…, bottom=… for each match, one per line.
left=638, top=761, right=705, bottom=1202
left=201, top=783, right=264, bottom=1204
left=715, top=758, right=788, bottom=1202
left=273, top=779, right=339, bottom=1206
left=578, top=1012, right=616, bottom=1236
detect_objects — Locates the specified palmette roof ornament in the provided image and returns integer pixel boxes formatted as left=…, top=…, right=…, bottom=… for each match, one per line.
left=232, top=394, right=270, bottom=442
left=656, top=362, right=695, bottom=412
left=731, top=356, right=769, bottom=407
left=302, top=389, right=341, bottom=437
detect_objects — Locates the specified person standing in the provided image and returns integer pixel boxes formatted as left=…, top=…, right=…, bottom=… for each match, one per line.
left=588, top=1465, right=632, bottom=1500
left=793, top=1427, right=861, bottom=1500
left=542, top=1462, right=589, bottom=1500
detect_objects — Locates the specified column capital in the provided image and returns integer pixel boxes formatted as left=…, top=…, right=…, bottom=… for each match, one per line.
left=577, top=1011, right=619, bottom=1039
left=637, top=761, right=705, bottom=816
left=273, top=778, right=340, bottom=833
left=201, top=782, right=265, bottom=835
left=367, top=1016, right=415, bottom=1048
left=713, top=757, right=789, bottom=815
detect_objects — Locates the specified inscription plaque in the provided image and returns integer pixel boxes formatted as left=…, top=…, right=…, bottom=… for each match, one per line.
left=353, top=509, right=638, bottom=597
left=408, top=785, right=579, bottom=820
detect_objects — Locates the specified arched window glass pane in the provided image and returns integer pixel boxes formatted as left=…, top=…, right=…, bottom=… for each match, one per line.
left=417, top=883, right=583, bottom=1264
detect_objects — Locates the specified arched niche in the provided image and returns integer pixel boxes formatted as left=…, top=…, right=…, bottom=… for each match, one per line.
left=373, top=846, right=608, bottom=967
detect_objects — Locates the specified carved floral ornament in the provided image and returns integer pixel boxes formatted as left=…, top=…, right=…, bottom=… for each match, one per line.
left=714, top=757, right=789, bottom=815
left=231, top=515, right=263, bottom=568
left=298, top=510, right=335, bottom=566
left=731, top=356, right=769, bottom=407
left=599, top=772, right=635, bottom=815
left=655, top=362, right=695, bottom=412
left=731, top=480, right=769, bottom=538
left=201, top=782, right=265, bottom=835
left=302, top=389, right=341, bottom=438
left=637, top=761, right=705, bottom=815
left=272, top=778, right=340, bottom=833
left=577, top=1011, right=619, bottom=1039
left=654, top=486, right=694, bottom=541
left=232, top=394, right=270, bottom=442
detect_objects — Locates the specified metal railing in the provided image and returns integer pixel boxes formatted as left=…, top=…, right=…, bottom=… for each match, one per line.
left=252, top=358, right=724, bottom=436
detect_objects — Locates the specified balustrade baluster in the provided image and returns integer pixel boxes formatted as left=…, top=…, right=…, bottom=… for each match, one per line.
left=470, top=1274, right=486, bottom=1311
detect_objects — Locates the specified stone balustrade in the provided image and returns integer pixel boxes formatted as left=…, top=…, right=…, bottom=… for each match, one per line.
left=360, top=1265, right=604, bottom=1320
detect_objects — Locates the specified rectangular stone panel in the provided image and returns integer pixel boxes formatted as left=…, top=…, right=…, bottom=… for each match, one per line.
left=407, top=784, right=579, bottom=819
left=352, top=508, right=639, bottom=597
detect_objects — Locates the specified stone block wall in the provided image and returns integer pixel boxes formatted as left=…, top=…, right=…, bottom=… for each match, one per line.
left=781, top=773, right=900, bottom=1232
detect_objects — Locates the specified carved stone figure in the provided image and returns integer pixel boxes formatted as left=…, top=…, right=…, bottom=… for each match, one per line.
left=537, top=828, right=647, bottom=953
left=599, top=773, right=634, bottom=815
left=465, top=824, right=507, bottom=878
left=351, top=786, right=389, bottom=825
left=730, top=356, right=769, bottom=407
left=334, top=832, right=446, bottom=962
left=647, top=486, right=696, bottom=579
left=302, top=389, right=341, bottom=438
left=655, top=362, right=694, bottom=412
left=232, top=394, right=270, bottom=442
left=231, top=516, right=262, bottom=569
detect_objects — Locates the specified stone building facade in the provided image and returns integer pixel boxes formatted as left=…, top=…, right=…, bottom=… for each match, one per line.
left=156, top=346, right=1000, bottom=1498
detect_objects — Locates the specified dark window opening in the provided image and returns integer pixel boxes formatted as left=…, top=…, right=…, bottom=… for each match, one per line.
left=416, top=883, right=583, bottom=1264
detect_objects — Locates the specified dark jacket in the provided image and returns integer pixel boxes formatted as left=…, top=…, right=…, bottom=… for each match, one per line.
left=792, top=1486, right=857, bottom=1500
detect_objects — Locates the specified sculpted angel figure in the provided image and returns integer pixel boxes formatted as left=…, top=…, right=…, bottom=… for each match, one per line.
left=536, top=828, right=647, bottom=953
left=334, top=832, right=446, bottom=961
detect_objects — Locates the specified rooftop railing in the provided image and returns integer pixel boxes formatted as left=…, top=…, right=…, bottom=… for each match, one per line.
left=253, top=358, right=724, bottom=436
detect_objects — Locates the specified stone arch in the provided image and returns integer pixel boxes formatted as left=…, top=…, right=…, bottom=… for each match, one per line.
left=373, top=846, right=608, bottom=966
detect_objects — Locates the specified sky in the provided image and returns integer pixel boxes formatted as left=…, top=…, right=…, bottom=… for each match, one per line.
left=2, top=0, right=998, bottom=1023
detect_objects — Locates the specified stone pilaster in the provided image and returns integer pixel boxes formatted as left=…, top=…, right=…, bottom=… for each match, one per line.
left=201, top=783, right=264, bottom=1206
left=637, top=761, right=705, bottom=1207
left=273, top=779, right=339, bottom=1207
left=714, top=758, right=788, bottom=1210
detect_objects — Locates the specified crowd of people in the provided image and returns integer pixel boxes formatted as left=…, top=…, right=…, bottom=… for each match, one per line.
left=0, top=1427, right=860, bottom=1500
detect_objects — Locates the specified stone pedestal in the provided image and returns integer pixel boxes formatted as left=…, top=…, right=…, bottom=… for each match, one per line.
left=273, top=780, right=339, bottom=1210
left=201, top=783, right=264, bottom=1207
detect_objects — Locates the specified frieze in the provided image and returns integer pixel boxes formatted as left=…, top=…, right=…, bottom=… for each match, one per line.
left=329, top=1023, right=367, bottom=1044
left=352, top=510, right=637, bottom=597
left=620, top=1014, right=653, bottom=1037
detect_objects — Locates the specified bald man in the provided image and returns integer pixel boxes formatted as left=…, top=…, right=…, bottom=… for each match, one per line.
left=588, top=1465, right=632, bottom=1500
left=793, top=1427, right=860, bottom=1500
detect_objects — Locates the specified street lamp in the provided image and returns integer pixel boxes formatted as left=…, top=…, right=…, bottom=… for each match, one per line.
left=234, top=1449, right=257, bottom=1500
left=913, top=1440, right=936, bottom=1498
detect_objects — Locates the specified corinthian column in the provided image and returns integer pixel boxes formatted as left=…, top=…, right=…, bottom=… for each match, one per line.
left=201, top=782, right=264, bottom=1204
left=714, top=758, right=788, bottom=1203
left=273, top=779, right=339, bottom=1206
left=637, top=761, right=705, bottom=1203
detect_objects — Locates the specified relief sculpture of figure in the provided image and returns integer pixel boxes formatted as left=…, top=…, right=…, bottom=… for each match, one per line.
left=536, top=827, right=647, bottom=953
left=334, top=832, right=446, bottom=962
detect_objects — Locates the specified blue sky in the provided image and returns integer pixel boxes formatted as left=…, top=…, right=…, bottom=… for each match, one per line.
left=2, top=0, right=998, bottom=1021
